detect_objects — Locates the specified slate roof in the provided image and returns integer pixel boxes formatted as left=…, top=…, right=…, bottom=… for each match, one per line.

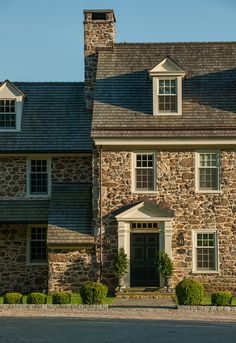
left=0, top=200, right=49, bottom=223
left=47, top=183, right=94, bottom=245
left=0, top=82, right=92, bottom=152
left=92, top=42, right=236, bottom=138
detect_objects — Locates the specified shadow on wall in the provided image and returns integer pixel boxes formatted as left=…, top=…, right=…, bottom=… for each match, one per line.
left=94, top=68, right=236, bottom=114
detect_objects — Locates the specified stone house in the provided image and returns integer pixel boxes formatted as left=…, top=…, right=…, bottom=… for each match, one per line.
left=0, top=9, right=236, bottom=294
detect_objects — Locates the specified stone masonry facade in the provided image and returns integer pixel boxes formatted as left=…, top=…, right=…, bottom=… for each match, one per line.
left=0, top=155, right=92, bottom=199
left=0, top=224, right=48, bottom=293
left=48, top=248, right=98, bottom=292
left=99, top=149, right=236, bottom=293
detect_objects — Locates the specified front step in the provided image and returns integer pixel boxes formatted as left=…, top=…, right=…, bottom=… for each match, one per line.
left=115, top=287, right=175, bottom=299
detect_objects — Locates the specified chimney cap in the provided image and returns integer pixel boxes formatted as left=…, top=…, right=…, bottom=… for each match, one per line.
left=83, top=9, right=116, bottom=22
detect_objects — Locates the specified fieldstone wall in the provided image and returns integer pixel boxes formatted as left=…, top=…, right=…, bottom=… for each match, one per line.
left=0, top=157, right=26, bottom=199
left=0, top=224, right=48, bottom=294
left=98, top=149, right=236, bottom=293
left=48, top=248, right=98, bottom=292
left=0, top=155, right=92, bottom=199
left=52, top=156, right=92, bottom=183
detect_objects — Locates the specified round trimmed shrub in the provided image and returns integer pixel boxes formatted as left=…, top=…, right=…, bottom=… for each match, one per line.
left=80, top=282, right=108, bottom=304
left=4, top=292, right=23, bottom=304
left=176, top=278, right=204, bottom=305
left=211, top=291, right=232, bottom=306
left=52, top=292, right=71, bottom=304
left=27, top=292, right=46, bottom=304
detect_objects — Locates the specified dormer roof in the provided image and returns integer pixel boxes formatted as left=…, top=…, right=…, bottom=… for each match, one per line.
left=149, top=56, right=186, bottom=77
left=0, top=80, right=26, bottom=99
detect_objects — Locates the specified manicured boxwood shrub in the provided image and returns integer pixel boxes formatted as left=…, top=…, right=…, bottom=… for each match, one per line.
left=27, top=292, right=46, bottom=304
left=52, top=292, right=71, bottom=304
left=80, top=282, right=108, bottom=304
left=176, top=278, right=204, bottom=305
left=211, top=291, right=232, bottom=306
left=4, top=292, right=23, bottom=304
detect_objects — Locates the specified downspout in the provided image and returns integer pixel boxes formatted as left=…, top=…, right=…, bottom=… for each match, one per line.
left=99, top=145, right=103, bottom=282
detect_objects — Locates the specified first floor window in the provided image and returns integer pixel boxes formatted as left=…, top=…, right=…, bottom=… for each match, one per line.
left=27, top=159, right=50, bottom=195
left=134, top=153, right=155, bottom=191
left=28, top=226, right=47, bottom=264
left=197, top=152, right=220, bottom=191
left=194, top=231, right=217, bottom=272
left=0, top=99, right=16, bottom=128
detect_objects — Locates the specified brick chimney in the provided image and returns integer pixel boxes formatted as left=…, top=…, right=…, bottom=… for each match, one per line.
left=84, top=10, right=116, bottom=110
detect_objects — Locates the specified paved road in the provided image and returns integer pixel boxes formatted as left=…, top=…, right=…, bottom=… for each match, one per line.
left=0, top=317, right=236, bottom=343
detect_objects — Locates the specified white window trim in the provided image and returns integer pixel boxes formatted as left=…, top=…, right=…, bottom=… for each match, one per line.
left=195, top=150, right=221, bottom=193
left=26, top=224, right=48, bottom=266
left=26, top=157, right=51, bottom=197
left=131, top=151, right=157, bottom=193
left=0, top=98, right=23, bottom=132
left=153, top=76, right=182, bottom=116
left=192, top=229, right=219, bottom=274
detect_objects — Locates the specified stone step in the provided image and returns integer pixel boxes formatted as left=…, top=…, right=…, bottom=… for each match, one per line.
left=115, top=288, right=175, bottom=299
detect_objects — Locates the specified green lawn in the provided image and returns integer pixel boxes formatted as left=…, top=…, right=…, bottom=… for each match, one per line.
left=0, top=293, right=114, bottom=305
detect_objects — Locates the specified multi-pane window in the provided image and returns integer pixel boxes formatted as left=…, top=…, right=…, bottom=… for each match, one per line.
left=195, top=232, right=217, bottom=271
left=198, top=152, right=220, bottom=191
left=131, top=222, right=159, bottom=229
left=29, top=227, right=47, bottom=263
left=29, top=160, right=50, bottom=195
left=0, top=99, right=16, bottom=128
left=158, top=79, right=177, bottom=113
left=134, top=153, right=155, bottom=191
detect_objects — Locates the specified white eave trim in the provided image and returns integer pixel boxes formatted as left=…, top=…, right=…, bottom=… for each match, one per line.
left=94, top=137, right=236, bottom=147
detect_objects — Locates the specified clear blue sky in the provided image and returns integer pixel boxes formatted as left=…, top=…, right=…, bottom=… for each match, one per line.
left=0, top=0, right=235, bottom=82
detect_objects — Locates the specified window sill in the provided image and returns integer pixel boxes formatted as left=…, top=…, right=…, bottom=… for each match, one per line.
left=154, top=112, right=182, bottom=116
left=26, top=194, right=50, bottom=198
left=26, top=262, right=48, bottom=266
left=195, top=190, right=222, bottom=194
left=132, top=190, right=157, bottom=194
left=192, top=270, right=219, bottom=274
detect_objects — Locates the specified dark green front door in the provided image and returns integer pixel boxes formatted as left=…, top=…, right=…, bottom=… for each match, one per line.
left=131, top=233, right=159, bottom=287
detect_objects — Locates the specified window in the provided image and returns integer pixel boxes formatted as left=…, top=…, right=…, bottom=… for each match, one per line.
left=158, top=79, right=177, bottom=113
left=197, top=152, right=220, bottom=192
left=193, top=231, right=218, bottom=272
left=131, top=222, right=159, bottom=229
left=0, top=99, right=16, bottom=128
left=133, top=153, right=155, bottom=192
left=28, top=226, right=47, bottom=264
left=27, top=159, right=51, bottom=196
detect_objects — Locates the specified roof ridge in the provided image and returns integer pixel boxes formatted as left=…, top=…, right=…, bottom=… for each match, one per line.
left=12, top=81, right=84, bottom=85
left=115, top=41, right=236, bottom=45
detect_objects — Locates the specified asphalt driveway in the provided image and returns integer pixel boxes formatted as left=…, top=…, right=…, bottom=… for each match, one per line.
left=0, top=317, right=236, bottom=343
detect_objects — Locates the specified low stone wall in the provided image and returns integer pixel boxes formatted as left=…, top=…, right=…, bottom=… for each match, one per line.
left=178, top=305, right=236, bottom=312
left=0, top=304, right=108, bottom=311
left=0, top=224, right=48, bottom=293
left=48, top=247, right=98, bottom=292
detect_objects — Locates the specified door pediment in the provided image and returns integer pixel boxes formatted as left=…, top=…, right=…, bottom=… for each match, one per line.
left=115, top=201, right=174, bottom=221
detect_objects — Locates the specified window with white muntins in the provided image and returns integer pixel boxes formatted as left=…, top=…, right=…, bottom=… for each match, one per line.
left=27, top=159, right=51, bottom=196
left=193, top=231, right=218, bottom=272
left=196, top=152, right=220, bottom=192
left=27, top=226, right=47, bottom=264
left=0, top=99, right=16, bottom=128
left=133, top=153, right=156, bottom=192
left=158, top=79, right=177, bottom=113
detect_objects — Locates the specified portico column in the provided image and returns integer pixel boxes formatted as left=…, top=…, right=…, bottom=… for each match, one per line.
left=164, top=220, right=173, bottom=258
left=117, top=221, right=130, bottom=287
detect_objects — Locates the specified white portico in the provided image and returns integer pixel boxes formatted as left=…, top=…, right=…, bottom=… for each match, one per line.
left=115, top=201, right=174, bottom=288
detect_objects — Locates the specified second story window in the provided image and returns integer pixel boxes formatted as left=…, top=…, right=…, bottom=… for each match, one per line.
left=133, top=153, right=156, bottom=192
left=196, top=152, right=220, bottom=192
left=27, top=159, right=51, bottom=196
left=0, top=99, right=16, bottom=128
left=158, top=79, right=177, bottom=113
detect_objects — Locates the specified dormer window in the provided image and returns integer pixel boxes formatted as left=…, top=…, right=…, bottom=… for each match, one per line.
left=0, top=80, right=25, bottom=132
left=149, top=57, right=186, bottom=116
left=0, top=99, right=16, bottom=128
left=158, top=79, right=177, bottom=113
